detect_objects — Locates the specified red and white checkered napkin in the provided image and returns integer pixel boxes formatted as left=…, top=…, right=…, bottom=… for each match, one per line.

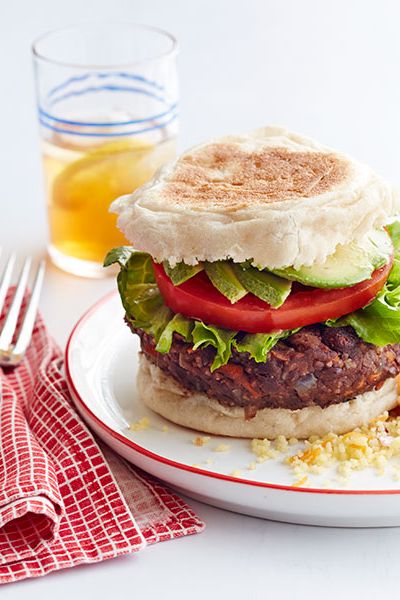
left=0, top=296, right=204, bottom=584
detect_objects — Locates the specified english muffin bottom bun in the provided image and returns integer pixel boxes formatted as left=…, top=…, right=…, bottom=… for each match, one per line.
left=105, top=126, right=400, bottom=439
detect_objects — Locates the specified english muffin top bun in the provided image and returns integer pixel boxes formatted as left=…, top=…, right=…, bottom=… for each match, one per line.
left=111, top=126, right=399, bottom=269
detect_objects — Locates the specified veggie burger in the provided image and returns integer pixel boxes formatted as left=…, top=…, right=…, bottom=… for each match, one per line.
left=105, top=126, right=400, bottom=439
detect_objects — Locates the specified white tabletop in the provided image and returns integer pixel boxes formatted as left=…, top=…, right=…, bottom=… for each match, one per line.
left=3, top=0, right=400, bottom=597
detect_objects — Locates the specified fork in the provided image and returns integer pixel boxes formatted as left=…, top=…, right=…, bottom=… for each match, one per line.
left=0, top=253, right=46, bottom=367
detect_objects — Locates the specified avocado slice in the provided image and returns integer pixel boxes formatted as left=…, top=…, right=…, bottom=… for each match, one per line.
left=233, top=263, right=292, bottom=307
left=272, top=229, right=393, bottom=289
left=205, top=262, right=248, bottom=303
left=163, top=261, right=204, bottom=285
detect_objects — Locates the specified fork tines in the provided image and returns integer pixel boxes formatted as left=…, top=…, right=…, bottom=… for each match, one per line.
left=0, top=253, right=45, bottom=367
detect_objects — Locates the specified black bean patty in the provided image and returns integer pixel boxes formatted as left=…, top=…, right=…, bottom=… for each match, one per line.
left=133, top=324, right=400, bottom=417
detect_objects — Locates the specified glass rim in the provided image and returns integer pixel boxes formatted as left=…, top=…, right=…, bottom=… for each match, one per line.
left=32, top=22, right=178, bottom=69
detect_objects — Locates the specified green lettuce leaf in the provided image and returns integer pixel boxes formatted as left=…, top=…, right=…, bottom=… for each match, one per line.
left=326, top=279, right=400, bottom=346
left=330, top=302, right=400, bottom=346
left=103, top=246, right=135, bottom=268
left=192, top=322, right=236, bottom=371
left=156, top=314, right=193, bottom=353
left=386, top=222, right=400, bottom=285
left=235, top=329, right=300, bottom=362
left=387, top=221, right=400, bottom=253
left=105, top=247, right=164, bottom=329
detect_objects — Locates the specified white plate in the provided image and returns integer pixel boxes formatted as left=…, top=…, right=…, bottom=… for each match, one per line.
left=66, top=292, right=400, bottom=527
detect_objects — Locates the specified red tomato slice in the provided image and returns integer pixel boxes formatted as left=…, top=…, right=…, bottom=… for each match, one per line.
left=152, top=258, right=393, bottom=334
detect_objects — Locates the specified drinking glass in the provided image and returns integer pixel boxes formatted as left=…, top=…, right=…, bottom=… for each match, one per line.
left=32, top=23, right=178, bottom=278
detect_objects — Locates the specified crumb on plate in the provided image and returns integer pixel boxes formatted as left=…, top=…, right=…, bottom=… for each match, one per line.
left=292, top=475, right=308, bottom=487
left=230, top=469, right=242, bottom=478
left=214, top=443, right=231, bottom=453
left=129, top=417, right=150, bottom=432
left=193, top=436, right=211, bottom=446
left=251, top=438, right=278, bottom=461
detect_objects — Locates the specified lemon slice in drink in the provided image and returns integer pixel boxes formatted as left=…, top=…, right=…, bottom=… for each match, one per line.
left=52, top=139, right=155, bottom=211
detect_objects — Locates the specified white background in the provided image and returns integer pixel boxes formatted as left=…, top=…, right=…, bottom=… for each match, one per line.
left=1, top=0, right=400, bottom=597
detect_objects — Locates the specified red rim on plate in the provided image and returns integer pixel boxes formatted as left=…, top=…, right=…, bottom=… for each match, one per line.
left=65, top=290, right=400, bottom=496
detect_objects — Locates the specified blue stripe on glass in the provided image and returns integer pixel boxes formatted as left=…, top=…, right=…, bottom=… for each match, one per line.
left=48, top=85, right=166, bottom=108
left=47, top=71, right=165, bottom=99
left=38, top=103, right=178, bottom=127
left=39, top=111, right=178, bottom=137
